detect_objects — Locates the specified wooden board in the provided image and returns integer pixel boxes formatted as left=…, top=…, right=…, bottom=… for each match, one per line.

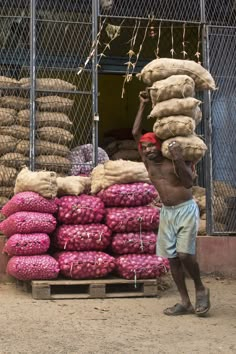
left=24, top=277, right=159, bottom=300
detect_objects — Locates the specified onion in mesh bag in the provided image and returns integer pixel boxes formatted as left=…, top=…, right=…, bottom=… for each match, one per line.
left=54, top=251, right=116, bottom=279
left=116, top=254, right=170, bottom=280
left=53, top=224, right=112, bottom=251
left=7, top=255, right=59, bottom=280
left=111, top=231, right=157, bottom=255
left=105, top=206, right=160, bottom=232
left=1, top=191, right=58, bottom=217
left=98, top=183, right=158, bottom=207
left=0, top=211, right=57, bottom=237
left=57, top=194, right=105, bottom=224
left=4, top=233, right=50, bottom=256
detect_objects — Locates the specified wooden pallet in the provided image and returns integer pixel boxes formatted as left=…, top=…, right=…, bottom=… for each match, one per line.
left=19, top=277, right=159, bottom=300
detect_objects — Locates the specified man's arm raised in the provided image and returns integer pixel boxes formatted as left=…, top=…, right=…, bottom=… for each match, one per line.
left=132, top=90, right=150, bottom=144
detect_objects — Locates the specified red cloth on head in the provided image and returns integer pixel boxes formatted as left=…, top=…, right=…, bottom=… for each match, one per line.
left=138, top=133, right=162, bottom=151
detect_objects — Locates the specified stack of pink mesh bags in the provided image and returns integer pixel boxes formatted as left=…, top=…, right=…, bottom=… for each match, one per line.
left=0, top=192, right=59, bottom=280
left=98, top=182, right=169, bottom=280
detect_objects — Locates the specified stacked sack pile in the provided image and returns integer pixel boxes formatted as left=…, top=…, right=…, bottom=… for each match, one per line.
left=0, top=76, right=25, bottom=208
left=91, top=159, right=170, bottom=281
left=0, top=191, right=59, bottom=281
left=16, top=78, right=75, bottom=174
left=137, top=58, right=216, bottom=164
left=104, top=139, right=141, bottom=162
left=52, top=174, right=116, bottom=280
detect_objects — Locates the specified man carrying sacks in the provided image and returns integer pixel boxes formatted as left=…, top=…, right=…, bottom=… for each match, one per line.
left=132, top=91, right=210, bottom=317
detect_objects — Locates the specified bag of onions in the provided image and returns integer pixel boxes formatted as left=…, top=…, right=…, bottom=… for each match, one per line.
left=105, top=206, right=160, bottom=232
left=1, top=191, right=58, bottom=217
left=111, top=231, right=157, bottom=255
left=4, top=233, right=50, bottom=256
left=53, top=224, right=112, bottom=251
left=7, top=255, right=60, bottom=281
left=98, top=183, right=158, bottom=207
left=116, top=254, right=170, bottom=280
left=54, top=251, right=116, bottom=279
left=57, top=195, right=105, bottom=225
left=0, top=212, right=57, bottom=237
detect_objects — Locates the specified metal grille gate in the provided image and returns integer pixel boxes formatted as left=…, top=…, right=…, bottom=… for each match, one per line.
left=0, top=0, right=235, bottom=234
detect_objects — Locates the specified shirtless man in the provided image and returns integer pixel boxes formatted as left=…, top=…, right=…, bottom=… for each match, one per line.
left=132, top=91, right=210, bottom=316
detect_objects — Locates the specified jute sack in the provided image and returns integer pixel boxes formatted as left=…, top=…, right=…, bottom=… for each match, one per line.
left=137, top=58, right=216, bottom=90
left=0, top=196, right=9, bottom=208
left=161, top=135, right=207, bottom=162
left=14, top=167, right=58, bottom=198
left=198, top=219, right=206, bottom=235
left=148, top=97, right=201, bottom=119
left=148, top=75, right=195, bottom=105
left=111, top=149, right=141, bottom=161
left=213, top=180, right=236, bottom=198
left=0, top=125, right=29, bottom=140
left=153, top=116, right=195, bottom=140
left=36, top=155, right=71, bottom=172
left=0, top=108, right=17, bottom=126
left=192, top=186, right=206, bottom=198
left=0, top=153, right=29, bottom=169
left=19, top=78, right=76, bottom=91
left=90, top=164, right=105, bottom=194
left=0, top=135, right=17, bottom=155
left=37, top=127, right=73, bottom=145
left=17, top=110, right=73, bottom=129
left=57, top=176, right=91, bottom=196
left=117, top=140, right=137, bottom=150
left=213, top=196, right=228, bottom=224
left=0, top=166, right=18, bottom=186
left=36, top=96, right=74, bottom=113
left=0, top=186, right=14, bottom=197
left=16, top=140, right=70, bottom=157
left=194, top=106, right=202, bottom=126
left=0, top=76, right=19, bottom=88
left=0, top=96, right=29, bottom=110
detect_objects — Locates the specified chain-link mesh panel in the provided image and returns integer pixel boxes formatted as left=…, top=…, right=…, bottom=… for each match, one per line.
left=209, top=26, right=236, bottom=234
left=99, top=0, right=201, bottom=22
left=205, top=0, right=236, bottom=26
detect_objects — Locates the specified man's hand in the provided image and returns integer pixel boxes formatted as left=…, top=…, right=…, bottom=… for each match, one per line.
left=168, top=141, right=183, bottom=160
left=139, top=90, right=150, bottom=104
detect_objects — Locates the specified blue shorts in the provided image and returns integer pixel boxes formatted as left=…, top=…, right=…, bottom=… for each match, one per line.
left=156, top=199, right=199, bottom=258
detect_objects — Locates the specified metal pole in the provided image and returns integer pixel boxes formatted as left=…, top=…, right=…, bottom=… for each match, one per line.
left=200, top=0, right=213, bottom=234
left=92, top=0, right=99, bottom=166
left=29, top=0, right=36, bottom=171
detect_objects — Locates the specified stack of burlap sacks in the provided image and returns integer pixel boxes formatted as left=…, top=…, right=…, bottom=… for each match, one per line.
left=137, top=58, right=217, bottom=235
left=104, top=139, right=141, bottom=162
left=0, top=77, right=76, bottom=207
left=137, top=58, right=216, bottom=162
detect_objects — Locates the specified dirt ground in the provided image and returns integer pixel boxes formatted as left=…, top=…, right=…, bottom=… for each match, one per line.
left=0, top=276, right=235, bottom=354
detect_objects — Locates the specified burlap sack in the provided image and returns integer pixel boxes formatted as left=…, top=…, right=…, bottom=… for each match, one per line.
left=105, top=141, right=118, bottom=156
left=0, top=153, right=29, bottom=169
left=153, top=116, right=195, bottom=140
left=0, top=96, right=29, bottom=110
left=161, top=135, right=207, bottom=162
left=213, top=196, right=228, bottom=224
left=36, top=155, right=71, bottom=172
left=194, top=106, right=202, bottom=126
left=0, top=186, right=14, bottom=197
left=118, top=140, right=137, bottom=150
left=148, top=75, right=195, bottom=105
left=91, top=160, right=150, bottom=194
left=57, top=176, right=91, bottom=196
left=0, top=108, right=17, bottom=126
left=19, top=78, right=76, bottom=91
left=37, top=127, right=73, bottom=145
left=0, top=196, right=9, bottom=207
left=14, top=167, right=58, bottom=198
left=0, top=135, right=17, bottom=155
left=198, top=219, right=206, bottom=235
left=0, top=76, right=19, bottom=88
left=192, top=185, right=206, bottom=198
left=148, top=97, right=201, bottom=119
left=0, top=125, right=29, bottom=140
left=15, top=139, right=70, bottom=157
left=213, top=180, right=236, bottom=198
left=0, top=166, right=18, bottom=186
left=17, top=110, right=73, bottom=129
left=36, top=96, right=74, bottom=112
left=111, top=149, right=141, bottom=161
left=137, top=58, right=216, bottom=90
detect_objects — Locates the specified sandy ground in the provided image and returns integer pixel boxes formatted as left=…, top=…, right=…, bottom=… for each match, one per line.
left=0, top=276, right=235, bottom=354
